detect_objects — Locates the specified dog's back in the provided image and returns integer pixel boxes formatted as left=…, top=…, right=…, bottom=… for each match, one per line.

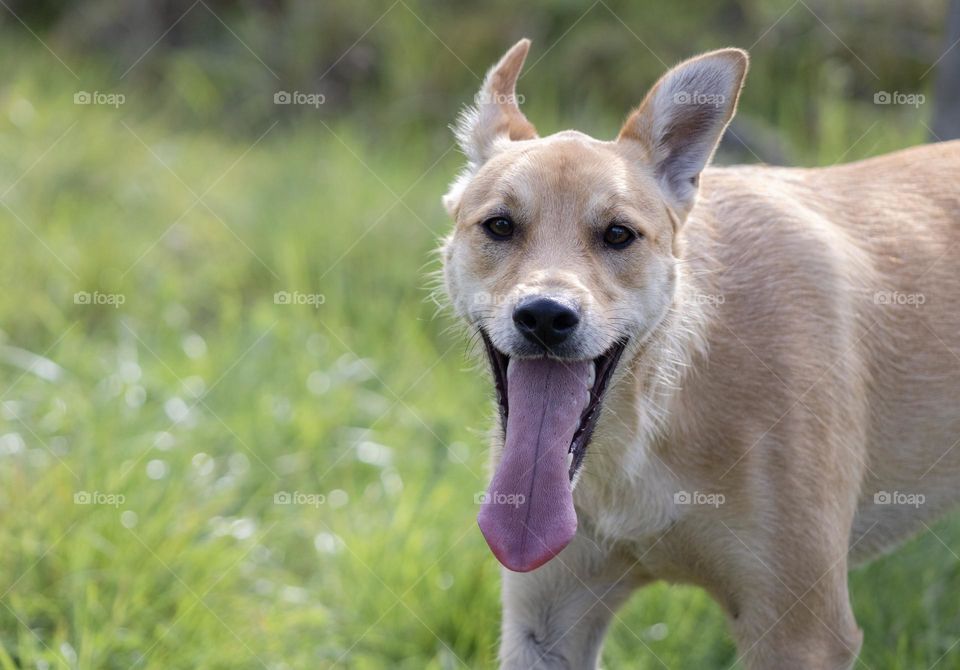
left=678, top=140, right=960, bottom=561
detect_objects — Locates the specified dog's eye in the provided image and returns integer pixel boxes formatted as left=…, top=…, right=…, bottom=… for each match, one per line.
left=603, top=224, right=636, bottom=249
left=483, top=217, right=515, bottom=240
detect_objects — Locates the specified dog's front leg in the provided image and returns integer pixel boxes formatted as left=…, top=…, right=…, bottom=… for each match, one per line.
left=498, top=531, right=642, bottom=670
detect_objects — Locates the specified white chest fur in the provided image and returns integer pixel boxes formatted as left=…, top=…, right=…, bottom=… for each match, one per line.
left=572, top=396, right=683, bottom=545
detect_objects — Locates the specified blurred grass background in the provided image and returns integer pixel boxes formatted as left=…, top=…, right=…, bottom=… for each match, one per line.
left=0, top=0, right=958, bottom=668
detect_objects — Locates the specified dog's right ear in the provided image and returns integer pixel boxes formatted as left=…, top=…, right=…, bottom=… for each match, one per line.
left=443, top=39, right=537, bottom=217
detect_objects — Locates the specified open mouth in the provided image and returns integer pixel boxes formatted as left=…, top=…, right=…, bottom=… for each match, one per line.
left=480, top=331, right=627, bottom=481
left=476, top=330, right=627, bottom=572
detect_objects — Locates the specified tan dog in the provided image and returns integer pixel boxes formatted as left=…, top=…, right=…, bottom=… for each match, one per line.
left=439, top=39, right=960, bottom=669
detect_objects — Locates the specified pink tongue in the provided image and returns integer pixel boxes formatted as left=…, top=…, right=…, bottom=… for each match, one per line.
left=478, top=358, right=592, bottom=572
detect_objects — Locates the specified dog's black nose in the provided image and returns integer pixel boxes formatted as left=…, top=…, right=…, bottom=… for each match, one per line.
left=513, top=297, right=580, bottom=348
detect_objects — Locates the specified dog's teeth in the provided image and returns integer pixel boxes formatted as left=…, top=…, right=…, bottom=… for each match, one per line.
left=567, top=450, right=574, bottom=470
left=586, top=365, right=596, bottom=388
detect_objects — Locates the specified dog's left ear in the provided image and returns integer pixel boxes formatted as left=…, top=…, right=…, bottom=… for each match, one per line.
left=443, top=39, right=537, bottom=216
left=618, top=49, right=748, bottom=218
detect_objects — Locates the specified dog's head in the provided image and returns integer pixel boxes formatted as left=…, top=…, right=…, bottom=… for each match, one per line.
left=441, top=40, right=747, bottom=572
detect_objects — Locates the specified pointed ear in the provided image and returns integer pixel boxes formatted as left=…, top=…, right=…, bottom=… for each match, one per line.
left=443, top=39, right=537, bottom=217
left=618, top=49, right=748, bottom=217
left=456, top=38, right=537, bottom=165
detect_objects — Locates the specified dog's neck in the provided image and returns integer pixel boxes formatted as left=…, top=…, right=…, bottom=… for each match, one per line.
left=623, top=222, right=715, bottom=437
left=572, top=223, right=717, bottom=542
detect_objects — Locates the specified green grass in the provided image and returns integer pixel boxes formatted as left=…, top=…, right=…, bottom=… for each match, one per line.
left=0, top=37, right=958, bottom=670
